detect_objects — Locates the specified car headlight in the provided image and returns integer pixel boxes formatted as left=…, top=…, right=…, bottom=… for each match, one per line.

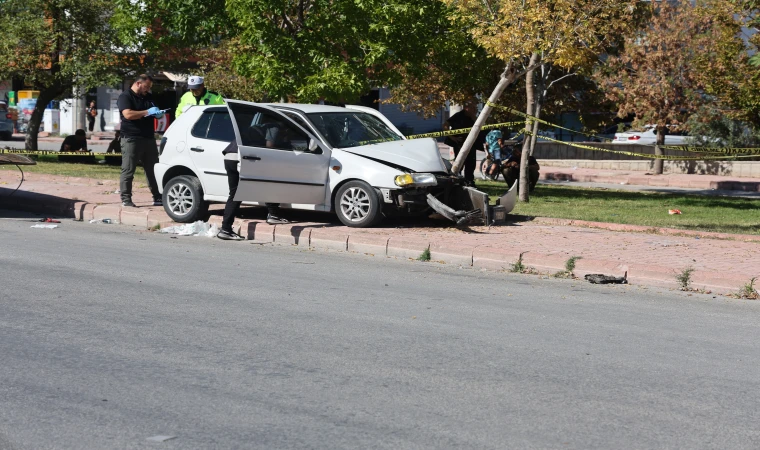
left=394, top=173, right=438, bottom=187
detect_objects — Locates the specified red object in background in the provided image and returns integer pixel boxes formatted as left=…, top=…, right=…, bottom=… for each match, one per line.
left=668, top=209, right=682, bottom=215
left=154, top=114, right=171, bottom=133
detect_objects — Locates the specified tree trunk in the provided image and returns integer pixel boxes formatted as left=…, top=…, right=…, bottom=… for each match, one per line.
left=450, top=63, right=516, bottom=175
left=24, top=88, right=61, bottom=151
left=519, top=52, right=541, bottom=202
left=654, top=125, right=665, bottom=175
left=528, top=64, right=547, bottom=157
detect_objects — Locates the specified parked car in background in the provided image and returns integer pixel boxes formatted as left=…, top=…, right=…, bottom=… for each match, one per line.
left=0, top=102, right=15, bottom=140
left=614, top=125, right=692, bottom=145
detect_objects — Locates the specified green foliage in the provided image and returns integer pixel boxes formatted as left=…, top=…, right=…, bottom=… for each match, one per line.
left=510, top=252, right=527, bottom=273
left=226, top=0, right=475, bottom=102
left=685, top=116, right=760, bottom=148
left=738, top=277, right=759, bottom=299
left=676, top=266, right=696, bottom=291
left=113, top=0, right=233, bottom=59
left=565, top=256, right=582, bottom=273
left=417, top=247, right=431, bottom=262
left=0, top=0, right=138, bottom=149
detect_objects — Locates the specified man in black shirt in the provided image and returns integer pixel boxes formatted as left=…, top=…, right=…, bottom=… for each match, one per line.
left=443, top=102, right=480, bottom=185
left=60, top=129, right=88, bottom=152
left=504, top=146, right=540, bottom=192
left=117, top=74, right=163, bottom=207
left=58, top=129, right=94, bottom=163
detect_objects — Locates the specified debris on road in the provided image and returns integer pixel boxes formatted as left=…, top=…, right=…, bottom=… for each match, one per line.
left=89, top=218, right=113, bottom=224
left=584, top=273, right=628, bottom=284
left=145, top=435, right=177, bottom=442
left=39, top=218, right=61, bottom=223
left=159, top=220, right=218, bottom=237
left=30, top=224, right=58, bottom=229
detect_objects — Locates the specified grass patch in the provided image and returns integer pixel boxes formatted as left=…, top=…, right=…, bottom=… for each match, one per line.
left=738, top=277, right=759, bottom=299
left=555, top=255, right=582, bottom=278
left=0, top=154, right=142, bottom=180
left=477, top=180, right=760, bottom=235
left=510, top=251, right=527, bottom=273
left=417, top=247, right=431, bottom=261
left=675, top=266, right=695, bottom=290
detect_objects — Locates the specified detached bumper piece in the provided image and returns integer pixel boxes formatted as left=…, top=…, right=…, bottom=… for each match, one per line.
left=426, top=186, right=489, bottom=226
left=426, top=182, right=518, bottom=226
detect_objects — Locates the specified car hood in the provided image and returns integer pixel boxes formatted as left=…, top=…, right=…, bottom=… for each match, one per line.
left=340, top=139, right=447, bottom=173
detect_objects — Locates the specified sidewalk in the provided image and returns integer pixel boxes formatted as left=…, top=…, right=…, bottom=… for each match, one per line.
left=1, top=169, right=759, bottom=294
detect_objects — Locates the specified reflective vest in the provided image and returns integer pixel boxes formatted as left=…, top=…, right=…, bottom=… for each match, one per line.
left=175, top=89, right=225, bottom=118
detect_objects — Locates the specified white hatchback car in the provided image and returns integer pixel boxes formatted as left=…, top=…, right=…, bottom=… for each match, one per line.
left=155, top=101, right=506, bottom=227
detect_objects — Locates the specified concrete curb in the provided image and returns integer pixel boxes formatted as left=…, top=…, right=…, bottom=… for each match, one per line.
left=2, top=194, right=756, bottom=295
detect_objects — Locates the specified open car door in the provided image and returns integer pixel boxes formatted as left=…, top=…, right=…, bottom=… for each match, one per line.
left=227, top=101, right=331, bottom=205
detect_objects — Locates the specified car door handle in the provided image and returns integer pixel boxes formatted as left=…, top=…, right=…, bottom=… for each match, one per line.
left=190, top=147, right=204, bottom=152
left=243, top=155, right=261, bottom=161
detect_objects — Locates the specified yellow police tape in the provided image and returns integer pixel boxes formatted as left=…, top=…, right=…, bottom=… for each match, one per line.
left=0, top=149, right=122, bottom=156
left=357, top=120, right=524, bottom=145
left=485, top=101, right=615, bottom=143
left=526, top=131, right=760, bottom=160
left=487, top=101, right=760, bottom=155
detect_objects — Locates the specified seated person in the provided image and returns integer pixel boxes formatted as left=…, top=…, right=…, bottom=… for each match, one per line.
left=106, top=130, right=121, bottom=153
left=484, top=129, right=503, bottom=177
left=504, top=146, right=540, bottom=192
left=264, top=120, right=292, bottom=149
left=59, top=129, right=95, bottom=163
left=61, top=129, right=88, bottom=152
left=101, top=130, right=122, bottom=165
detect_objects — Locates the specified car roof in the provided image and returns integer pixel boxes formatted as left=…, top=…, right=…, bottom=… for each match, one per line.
left=217, top=100, right=364, bottom=114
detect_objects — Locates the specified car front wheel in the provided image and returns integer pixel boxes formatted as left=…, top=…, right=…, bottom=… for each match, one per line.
left=335, top=180, right=383, bottom=228
left=162, top=175, right=209, bottom=223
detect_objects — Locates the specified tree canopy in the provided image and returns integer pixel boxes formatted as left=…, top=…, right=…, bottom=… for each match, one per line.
left=0, top=0, right=139, bottom=149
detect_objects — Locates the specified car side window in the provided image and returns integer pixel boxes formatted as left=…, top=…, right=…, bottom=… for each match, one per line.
left=229, top=103, right=309, bottom=151
left=191, top=112, right=213, bottom=138
left=206, top=112, right=235, bottom=142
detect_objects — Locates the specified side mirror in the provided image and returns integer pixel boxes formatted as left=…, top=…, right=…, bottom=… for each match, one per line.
left=308, top=138, right=319, bottom=152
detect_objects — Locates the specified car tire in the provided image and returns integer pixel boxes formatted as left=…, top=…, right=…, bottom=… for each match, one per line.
left=0, top=131, right=12, bottom=141
left=335, top=180, right=383, bottom=228
left=162, top=175, right=209, bottom=223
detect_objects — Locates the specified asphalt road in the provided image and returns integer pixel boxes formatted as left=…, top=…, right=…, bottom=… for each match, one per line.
left=1, top=211, right=760, bottom=449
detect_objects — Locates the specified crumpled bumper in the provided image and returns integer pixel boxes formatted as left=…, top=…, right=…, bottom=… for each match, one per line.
left=426, top=182, right=517, bottom=226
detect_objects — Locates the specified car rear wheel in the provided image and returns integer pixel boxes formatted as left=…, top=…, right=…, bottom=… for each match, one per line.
left=163, top=175, right=209, bottom=223
left=335, top=180, right=382, bottom=228
left=0, top=131, right=12, bottom=140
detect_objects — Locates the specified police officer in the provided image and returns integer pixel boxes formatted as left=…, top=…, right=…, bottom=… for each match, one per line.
left=175, top=75, right=225, bottom=118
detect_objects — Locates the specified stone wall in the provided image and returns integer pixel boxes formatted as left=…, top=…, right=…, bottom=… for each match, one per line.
left=533, top=142, right=760, bottom=177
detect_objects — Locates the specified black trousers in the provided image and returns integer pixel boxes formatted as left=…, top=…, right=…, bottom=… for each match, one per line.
left=87, top=116, right=95, bottom=132
left=453, top=145, right=477, bottom=183
left=222, top=160, right=242, bottom=232
left=221, top=159, right=280, bottom=232
left=505, top=167, right=540, bottom=191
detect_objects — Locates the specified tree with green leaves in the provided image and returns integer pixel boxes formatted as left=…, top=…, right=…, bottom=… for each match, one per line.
left=224, top=0, right=481, bottom=104
left=0, top=0, right=140, bottom=150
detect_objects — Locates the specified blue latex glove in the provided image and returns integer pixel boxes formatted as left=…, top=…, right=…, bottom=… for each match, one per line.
left=147, top=106, right=160, bottom=116
left=155, top=113, right=165, bottom=119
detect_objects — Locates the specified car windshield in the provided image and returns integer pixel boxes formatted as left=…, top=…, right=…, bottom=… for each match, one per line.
left=306, top=112, right=402, bottom=148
